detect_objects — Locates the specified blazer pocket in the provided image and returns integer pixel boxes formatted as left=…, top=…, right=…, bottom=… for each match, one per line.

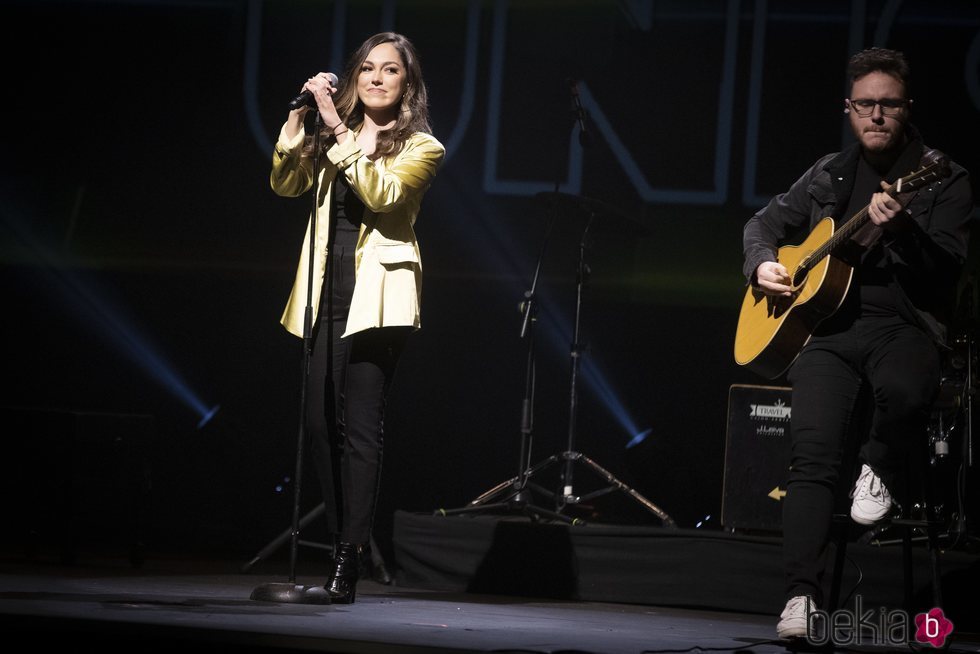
left=376, top=243, right=419, bottom=265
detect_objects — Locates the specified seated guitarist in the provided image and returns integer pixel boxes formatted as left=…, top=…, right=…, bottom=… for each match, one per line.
left=741, top=47, right=973, bottom=640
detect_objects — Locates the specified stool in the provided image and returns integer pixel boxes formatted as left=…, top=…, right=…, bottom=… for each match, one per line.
left=828, top=511, right=944, bottom=612
left=827, top=451, right=945, bottom=613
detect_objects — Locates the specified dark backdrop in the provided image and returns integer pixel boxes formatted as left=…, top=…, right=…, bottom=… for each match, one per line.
left=2, top=0, right=978, bottom=570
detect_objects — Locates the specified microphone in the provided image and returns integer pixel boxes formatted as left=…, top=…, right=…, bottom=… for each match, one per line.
left=288, top=72, right=339, bottom=110
left=568, top=79, right=589, bottom=147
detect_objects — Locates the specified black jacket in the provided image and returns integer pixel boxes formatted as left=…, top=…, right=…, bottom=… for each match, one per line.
left=742, top=130, right=973, bottom=345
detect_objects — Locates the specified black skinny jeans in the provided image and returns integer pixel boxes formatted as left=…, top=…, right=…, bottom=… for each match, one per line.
left=782, top=314, right=941, bottom=605
left=304, top=245, right=410, bottom=545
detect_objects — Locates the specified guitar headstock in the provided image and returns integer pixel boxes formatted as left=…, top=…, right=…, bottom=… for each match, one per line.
left=896, top=149, right=952, bottom=193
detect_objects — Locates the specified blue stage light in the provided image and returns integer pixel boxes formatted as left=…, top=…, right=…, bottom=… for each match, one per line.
left=196, top=404, right=221, bottom=430
left=423, top=181, right=647, bottom=445
left=626, top=428, right=652, bottom=449
left=4, top=207, right=218, bottom=428
left=532, top=294, right=645, bottom=443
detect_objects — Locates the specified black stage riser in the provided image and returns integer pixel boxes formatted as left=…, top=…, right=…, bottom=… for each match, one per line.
left=392, top=511, right=980, bottom=631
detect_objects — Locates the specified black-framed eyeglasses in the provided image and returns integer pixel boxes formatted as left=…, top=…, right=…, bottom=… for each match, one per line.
left=846, top=97, right=912, bottom=117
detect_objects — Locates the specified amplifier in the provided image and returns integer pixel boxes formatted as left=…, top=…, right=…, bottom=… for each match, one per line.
left=721, top=384, right=792, bottom=532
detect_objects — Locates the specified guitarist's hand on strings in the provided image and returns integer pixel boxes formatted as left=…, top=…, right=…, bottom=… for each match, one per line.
left=754, top=261, right=793, bottom=297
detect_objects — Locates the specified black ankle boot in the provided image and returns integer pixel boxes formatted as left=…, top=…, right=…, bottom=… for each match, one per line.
left=327, top=542, right=360, bottom=603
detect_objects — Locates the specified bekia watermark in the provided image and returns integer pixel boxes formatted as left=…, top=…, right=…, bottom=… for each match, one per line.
left=804, top=596, right=953, bottom=647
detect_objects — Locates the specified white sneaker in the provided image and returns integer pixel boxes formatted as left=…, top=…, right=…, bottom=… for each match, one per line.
left=776, top=595, right=815, bottom=639
left=850, top=463, right=893, bottom=525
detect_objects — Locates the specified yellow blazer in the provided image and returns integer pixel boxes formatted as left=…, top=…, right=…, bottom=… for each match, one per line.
left=270, top=123, right=445, bottom=338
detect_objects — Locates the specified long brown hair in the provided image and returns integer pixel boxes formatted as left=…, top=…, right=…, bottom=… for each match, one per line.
left=306, top=32, right=432, bottom=159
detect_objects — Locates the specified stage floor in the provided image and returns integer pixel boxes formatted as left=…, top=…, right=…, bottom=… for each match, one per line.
left=0, top=555, right=788, bottom=654
left=2, top=553, right=979, bottom=654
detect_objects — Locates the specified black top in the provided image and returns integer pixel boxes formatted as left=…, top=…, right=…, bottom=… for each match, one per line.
left=333, top=173, right=364, bottom=249
left=327, top=174, right=364, bottom=321
left=826, top=137, right=930, bottom=332
left=848, top=154, right=902, bottom=319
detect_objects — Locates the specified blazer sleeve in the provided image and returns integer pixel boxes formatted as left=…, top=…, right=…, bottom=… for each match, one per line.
left=327, top=132, right=446, bottom=213
left=270, top=123, right=314, bottom=198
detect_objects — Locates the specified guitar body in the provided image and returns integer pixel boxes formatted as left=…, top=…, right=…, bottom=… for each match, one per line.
left=734, top=217, right=854, bottom=379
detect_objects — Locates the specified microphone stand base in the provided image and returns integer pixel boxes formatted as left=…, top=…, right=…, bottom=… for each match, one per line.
left=250, top=582, right=332, bottom=604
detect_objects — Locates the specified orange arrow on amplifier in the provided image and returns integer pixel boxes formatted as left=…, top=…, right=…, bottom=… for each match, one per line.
left=768, top=487, right=786, bottom=501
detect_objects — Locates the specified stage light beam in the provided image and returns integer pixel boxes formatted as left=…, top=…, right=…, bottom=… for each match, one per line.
left=4, top=207, right=218, bottom=428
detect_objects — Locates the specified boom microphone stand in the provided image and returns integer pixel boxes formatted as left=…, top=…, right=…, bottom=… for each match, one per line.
left=438, top=80, right=674, bottom=526
left=250, top=112, right=331, bottom=603
left=530, top=200, right=674, bottom=526
left=442, top=194, right=675, bottom=526
left=436, top=184, right=575, bottom=524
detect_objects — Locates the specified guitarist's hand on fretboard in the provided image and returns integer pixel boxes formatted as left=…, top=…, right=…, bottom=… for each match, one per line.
left=869, top=180, right=908, bottom=229
left=850, top=181, right=914, bottom=250
left=754, top=261, right=794, bottom=297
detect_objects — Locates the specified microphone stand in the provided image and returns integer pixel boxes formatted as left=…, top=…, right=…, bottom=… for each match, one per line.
left=434, top=85, right=581, bottom=522
left=436, top=180, right=573, bottom=523
left=250, top=112, right=331, bottom=603
left=438, top=80, right=673, bottom=526
left=513, top=209, right=554, bottom=506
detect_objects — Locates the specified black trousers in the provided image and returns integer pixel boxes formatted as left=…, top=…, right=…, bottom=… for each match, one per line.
left=304, top=247, right=411, bottom=545
left=781, top=314, right=941, bottom=605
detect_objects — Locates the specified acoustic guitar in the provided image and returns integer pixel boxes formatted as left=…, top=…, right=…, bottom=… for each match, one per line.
left=734, top=150, right=951, bottom=379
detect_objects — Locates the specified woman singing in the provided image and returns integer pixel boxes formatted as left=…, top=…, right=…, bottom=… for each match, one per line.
left=270, top=32, right=445, bottom=603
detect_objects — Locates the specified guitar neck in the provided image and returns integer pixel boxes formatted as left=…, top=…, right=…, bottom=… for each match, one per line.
left=793, top=153, right=948, bottom=276
left=800, top=183, right=915, bottom=271
left=826, top=202, right=876, bottom=250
